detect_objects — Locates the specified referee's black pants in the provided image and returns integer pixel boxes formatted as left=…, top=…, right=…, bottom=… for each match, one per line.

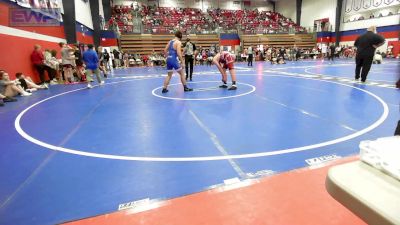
left=248, top=54, right=253, bottom=66
left=185, top=55, right=194, bottom=80
left=355, top=54, right=373, bottom=82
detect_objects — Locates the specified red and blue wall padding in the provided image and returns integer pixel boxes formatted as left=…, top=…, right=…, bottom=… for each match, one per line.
left=100, top=30, right=118, bottom=47
left=317, top=25, right=400, bottom=43
left=76, top=21, right=94, bottom=44
left=220, top=33, right=240, bottom=46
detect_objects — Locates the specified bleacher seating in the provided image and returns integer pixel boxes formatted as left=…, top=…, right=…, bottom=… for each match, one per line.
left=121, top=33, right=316, bottom=56
left=242, top=34, right=316, bottom=49
left=120, top=34, right=220, bottom=56
left=115, top=5, right=315, bottom=57
left=110, top=5, right=307, bottom=34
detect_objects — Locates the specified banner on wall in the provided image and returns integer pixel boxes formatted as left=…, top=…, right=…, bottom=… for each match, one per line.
left=10, top=0, right=63, bottom=20
left=344, top=0, right=399, bottom=14
left=16, top=0, right=31, bottom=8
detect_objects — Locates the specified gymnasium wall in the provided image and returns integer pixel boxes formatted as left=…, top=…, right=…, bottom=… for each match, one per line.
left=99, top=0, right=105, bottom=18
left=343, top=0, right=399, bottom=15
left=0, top=1, right=66, bottom=82
left=338, top=1, right=399, bottom=50
left=339, top=25, right=399, bottom=53
left=276, top=0, right=296, bottom=23
left=243, top=1, right=273, bottom=11
left=0, top=0, right=105, bottom=82
left=300, top=0, right=337, bottom=28
left=75, top=0, right=94, bottom=45
left=308, top=0, right=399, bottom=52
left=76, top=21, right=94, bottom=45
left=75, top=0, right=93, bottom=29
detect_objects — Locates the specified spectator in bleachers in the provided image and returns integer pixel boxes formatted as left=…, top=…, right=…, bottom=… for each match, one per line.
left=31, top=45, right=55, bottom=84
left=111, top=5, right=306, bottom=35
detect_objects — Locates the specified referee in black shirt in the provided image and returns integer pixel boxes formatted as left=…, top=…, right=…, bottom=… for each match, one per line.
left=184, top=38, right=196, bottom=81
left=354, top=26, right=385, bottom=82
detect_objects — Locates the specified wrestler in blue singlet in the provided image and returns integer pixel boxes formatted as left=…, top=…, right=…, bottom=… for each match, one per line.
left=166, top=40, right=182, bottom=72
left=161, top=30, right=192, bottom=93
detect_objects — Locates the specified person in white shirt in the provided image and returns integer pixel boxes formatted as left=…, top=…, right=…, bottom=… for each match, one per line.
left=373, top=51, right=383, bottom=64
left=321, top=45, right=327, bottom=59
left=247, top=46, right=253, bottom=66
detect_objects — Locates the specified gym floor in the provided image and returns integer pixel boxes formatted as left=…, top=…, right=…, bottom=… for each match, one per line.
left=1, top=59, right=399, bottom=225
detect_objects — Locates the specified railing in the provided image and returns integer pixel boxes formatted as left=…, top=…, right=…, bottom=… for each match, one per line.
left=106, top=24, right=312, bottom=35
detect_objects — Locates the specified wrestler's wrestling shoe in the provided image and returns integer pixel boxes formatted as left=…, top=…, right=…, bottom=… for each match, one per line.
left=228, top=85, right=237, bottom=90
left=184, top=87, right=193, bottom=92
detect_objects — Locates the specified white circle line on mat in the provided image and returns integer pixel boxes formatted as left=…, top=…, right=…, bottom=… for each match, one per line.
left=151, top=81, right=256, bottom=101
left=14, top=74, right=389, bottom=161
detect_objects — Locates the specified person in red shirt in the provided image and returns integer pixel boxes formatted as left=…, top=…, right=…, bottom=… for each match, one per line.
left=212, top=51, right=237, bottom=90
left=31, top=45, right=55, bottom=84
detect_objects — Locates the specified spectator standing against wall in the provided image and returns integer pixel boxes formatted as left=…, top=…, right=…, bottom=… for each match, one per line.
left=183, top=38, right=196, bottom=81
left=59, top=43, right=76, bottom=83
left=247, top=46, right=253, bottom=66
left=354, top=26, right=385, bottom=82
